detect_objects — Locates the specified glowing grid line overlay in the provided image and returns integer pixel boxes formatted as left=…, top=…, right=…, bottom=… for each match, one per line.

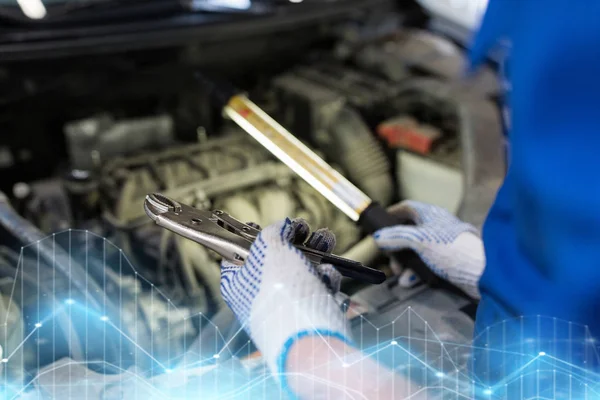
left=0, top=229, right=598, bottom=399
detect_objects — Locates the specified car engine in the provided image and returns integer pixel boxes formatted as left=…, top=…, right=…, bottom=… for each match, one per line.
left=0, top=4, right=504, bottom=397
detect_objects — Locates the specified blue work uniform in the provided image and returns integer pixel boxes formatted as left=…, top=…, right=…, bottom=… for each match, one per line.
left=470, top=0, right=600, bottom=395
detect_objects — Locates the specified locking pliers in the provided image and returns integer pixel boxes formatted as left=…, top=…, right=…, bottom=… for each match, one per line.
left=144, top=193, right=385, bottom=284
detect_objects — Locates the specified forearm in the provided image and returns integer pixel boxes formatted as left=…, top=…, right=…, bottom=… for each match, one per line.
left=286, top=337, right=419, bottom=400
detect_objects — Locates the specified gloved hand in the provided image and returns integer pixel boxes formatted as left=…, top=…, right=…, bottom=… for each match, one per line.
left=220, top=218, right=351, bottom=379
left=373, top=201, right=485, bottom=299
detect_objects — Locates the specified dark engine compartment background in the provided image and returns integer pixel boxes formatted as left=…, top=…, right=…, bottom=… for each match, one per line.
left=0, top=2, right=505, bottom=397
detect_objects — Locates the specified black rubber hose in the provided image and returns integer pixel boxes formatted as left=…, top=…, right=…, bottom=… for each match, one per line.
left=0, top=261, right=85, bottom=363
left=0, top=194, right=137, bottom=366
left=0, top=192, right=106, bottom=314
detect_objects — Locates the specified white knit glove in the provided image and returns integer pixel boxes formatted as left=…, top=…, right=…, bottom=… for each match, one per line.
left=220, top=218, right=351, bottom=378
left=373, top=201, right=485, bottom=299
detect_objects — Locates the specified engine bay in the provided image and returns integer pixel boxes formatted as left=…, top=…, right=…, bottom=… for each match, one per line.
left=0, top=6, right=504, bottom=397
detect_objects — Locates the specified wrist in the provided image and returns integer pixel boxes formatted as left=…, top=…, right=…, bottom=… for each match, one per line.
left=285, top=336, right=416, bottom=399
left=249, top=289, right=351, bottom=378
left=277, top=330, right=352, bottom=400
left=284, top=335, right=355, bottom=399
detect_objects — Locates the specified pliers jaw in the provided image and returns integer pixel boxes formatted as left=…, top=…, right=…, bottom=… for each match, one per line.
left=144, top=193, right=256, bottom=265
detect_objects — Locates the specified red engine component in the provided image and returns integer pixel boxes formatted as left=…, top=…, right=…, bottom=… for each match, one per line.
left=377, top=116, right=441, bottom=155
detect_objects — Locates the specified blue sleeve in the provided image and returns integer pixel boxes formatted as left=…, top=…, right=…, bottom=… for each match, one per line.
left=470, top=0, right=600, bottom=393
